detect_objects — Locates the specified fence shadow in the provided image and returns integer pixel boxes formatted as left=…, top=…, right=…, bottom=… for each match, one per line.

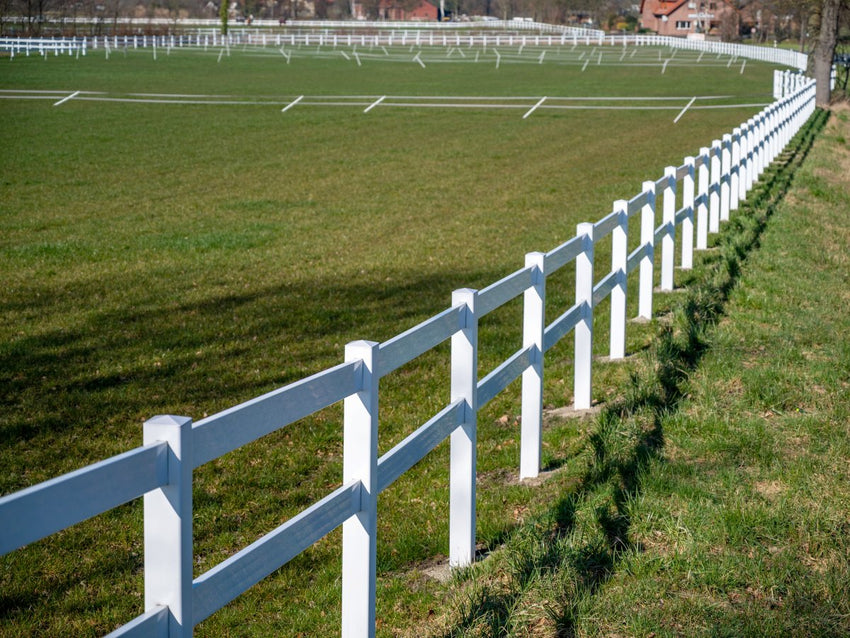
left=434, top=107, right=829, bottom=638
left=0, top=265, right=510, bottom=450
left=545, top=106, right=830, bottom=638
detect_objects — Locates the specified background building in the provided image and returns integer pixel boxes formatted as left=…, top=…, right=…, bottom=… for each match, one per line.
left=639, top=0, right=734, bottom=37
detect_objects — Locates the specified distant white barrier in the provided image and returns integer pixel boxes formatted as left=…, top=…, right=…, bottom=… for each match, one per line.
left=0, top=39, right=816, bottom=638
left=0, top=36, right=88, bottom=56
left=1, top=30, right=806, bottom=71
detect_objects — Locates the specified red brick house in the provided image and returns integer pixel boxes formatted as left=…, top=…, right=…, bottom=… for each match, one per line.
left=640, top=0, right=735, bottom=37
left=353, top=0, right=437, bottom=20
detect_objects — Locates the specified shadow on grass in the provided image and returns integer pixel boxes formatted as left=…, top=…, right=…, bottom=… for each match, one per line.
left=0, top=266, right=508, bottom=451
left=438, top=494, right=579, bottom=638
left=0, top=266, right=511, bottom=622
left=550, top=107, right=830, bottom=638
left=438, top=109, right=830, bottom=638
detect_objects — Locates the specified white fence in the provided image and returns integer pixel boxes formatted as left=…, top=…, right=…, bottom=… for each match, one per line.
left=0, top=57, right=816, bottom=638
left=0, top=17, right=603, bottom=37
left=1, top=29, right=806, bottom=71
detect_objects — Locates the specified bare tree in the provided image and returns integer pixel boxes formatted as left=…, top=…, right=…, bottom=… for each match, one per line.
left=812, top=0, right=843, bottom=106
left=0, top=0, right=15, bottom=35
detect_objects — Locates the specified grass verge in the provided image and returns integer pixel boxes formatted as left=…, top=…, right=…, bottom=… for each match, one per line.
left=412, top=105, right=850, bottom=637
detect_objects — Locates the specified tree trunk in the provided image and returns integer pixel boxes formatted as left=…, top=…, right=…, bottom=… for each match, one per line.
left=813, top=0, right=841, bottom=107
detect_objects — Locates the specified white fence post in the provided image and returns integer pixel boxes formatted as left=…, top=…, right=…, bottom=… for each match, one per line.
left=609, top=200, right=628, bottom=360
left=697, top=149, right=710, bottom=249
left=709, top=140, right=721, bottom=233
left=779, top=98, right=790, bottom=150
left=770, top=100, right=787, bottom=162
left=143, top=415, right=193, bottom=638
left=681, top=157, right=695, bottom=269
left=754, top=112, right=766, bottom=181
left=660, top=167, right=676, bottom=291
left=738, top=121, right=751, bottom=201
left=638, top=181, right=656, bottom=319
left=769, top=103, right=780, bottom=164
left=450, top=289, right=478, bottom=566
left=763, top=106, right=774, bottom=167
left=743, top=118, right=754, bottom=193
left=721, top=134, right=732, bottom=222
left=521, top=255, right=545, bottom=480
left=574, top=223, right=594, bottom=410
left=342, top=340, right=379, bottom=638
left=730, top=128, right=741, bottom=212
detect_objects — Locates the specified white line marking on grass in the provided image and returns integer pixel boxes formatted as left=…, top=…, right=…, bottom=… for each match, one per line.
left=76, top=96, right=281, bottom=105
left=128, top=92, right=233, bottom=98
left=661, top=59, right=670, bottom=73
left=414, top=52, right=425, bottom=68
left=281, top=95, right=303, bottom=112
left=673, top=96, right=696, bottom=123
left=4, top=90, right=741, bottom=103
left=494, top=49, right=501, bottom=69
left=294, top=94, right=733, bottom=102
left=740, top=60, right=746, bottom=74
left=373, top=102, right=770, bottom=112
left=539, top=51, right=545, bottom=64
left=582, top=59, right=589, bottom=71
left=53, top=90, right=80, bottom=107
left=690, top=103, right=768, bottom=110
left=217, top=48, right=225, bottom=63
left=8, top=89, right=769, bottom=114
left=0, top=95, right=65, bottom=100
left=354, top=51, right=361, bottom=66
left=1, top=88, right=90, bottom=94
left=340, top=51, right=350, bottom=60
left=364, top=95, right=385, bottom=113
left=522, top=96, right=546, bottom=119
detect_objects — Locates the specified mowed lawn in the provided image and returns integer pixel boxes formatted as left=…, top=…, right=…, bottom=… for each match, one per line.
left=0, top=48, right=782, bottom=636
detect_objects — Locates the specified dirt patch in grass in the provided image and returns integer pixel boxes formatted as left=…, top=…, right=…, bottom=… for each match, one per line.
left=753, top=479, right=786, bottom=500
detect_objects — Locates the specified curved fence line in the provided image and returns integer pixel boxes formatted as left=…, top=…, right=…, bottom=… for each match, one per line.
left=0, top=46, right=816, bottom=638
left=0, top=18, right=604, bottom=37
left=1, top=29, right=806, bottom=71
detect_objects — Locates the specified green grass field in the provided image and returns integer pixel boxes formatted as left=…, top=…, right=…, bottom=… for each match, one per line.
left=416, top=105, right=850, bottom=638
left=0, top=46, right=797, bottom=636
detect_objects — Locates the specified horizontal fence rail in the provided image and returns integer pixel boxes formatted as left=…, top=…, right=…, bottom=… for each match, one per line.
left=0, top=35, right=817, bottom=638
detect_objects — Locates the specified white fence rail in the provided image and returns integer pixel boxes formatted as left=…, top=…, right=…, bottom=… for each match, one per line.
left=0, top=55, right=816, bottom=638
left=1, top=29, right=805, bottom=70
